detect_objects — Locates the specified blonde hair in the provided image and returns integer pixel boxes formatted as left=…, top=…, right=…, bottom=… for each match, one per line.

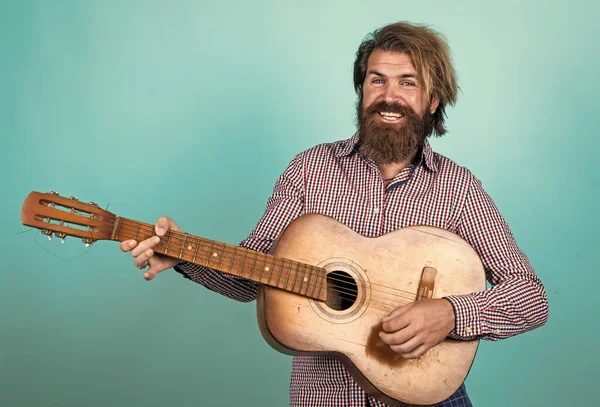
left=353, top=22, right=459, bottom=136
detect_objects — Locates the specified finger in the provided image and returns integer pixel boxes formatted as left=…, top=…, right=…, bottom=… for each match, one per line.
left=379, top=324, right=417, bottom=346
left=389, top=335, right=422, bottom=355
left=399, top=343, right=429, bottom=360
left=381, top=302, right=414, bottom=325
left=130, top=236, right=161, bottom=257
left=120, top=239, right=137, bottom=252
left=134, top=248, right=154, bottom=268
left=381, top=309, right=414, bottom=333
left=143, top=257, right=166, bottom=281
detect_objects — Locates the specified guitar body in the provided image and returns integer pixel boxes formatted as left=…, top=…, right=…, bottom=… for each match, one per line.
left=257, top=214, right=486, bottom=406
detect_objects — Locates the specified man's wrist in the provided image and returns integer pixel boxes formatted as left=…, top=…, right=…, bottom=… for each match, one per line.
left=441, top=297, right=458, bottom=334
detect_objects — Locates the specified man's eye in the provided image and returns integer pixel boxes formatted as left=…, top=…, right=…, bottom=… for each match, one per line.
left=402, top=81, right=415, bottom=86
left=372, top=79, right=384, bottom=84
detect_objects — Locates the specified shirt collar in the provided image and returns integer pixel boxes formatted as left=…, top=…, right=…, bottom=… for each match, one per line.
left=336, top=132, right=439, bottom=173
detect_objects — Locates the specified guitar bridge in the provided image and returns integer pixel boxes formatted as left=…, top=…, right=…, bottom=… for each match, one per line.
left=417, top=266, right=436, bottom=300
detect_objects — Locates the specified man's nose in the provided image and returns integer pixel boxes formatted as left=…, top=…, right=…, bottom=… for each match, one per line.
left=384, top=84, right=403, bottom=104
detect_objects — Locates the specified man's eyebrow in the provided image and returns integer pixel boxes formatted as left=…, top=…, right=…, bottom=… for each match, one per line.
left=366, top=70, right=386, bottom=77
left=366, top=70, right=418, bottom=79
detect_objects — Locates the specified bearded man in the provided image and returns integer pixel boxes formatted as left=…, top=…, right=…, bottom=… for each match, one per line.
left=121, top=22, right=549, bottom=406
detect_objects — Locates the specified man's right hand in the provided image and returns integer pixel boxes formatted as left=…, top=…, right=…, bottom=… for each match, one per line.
left=119, top=216, right=183, bottom=281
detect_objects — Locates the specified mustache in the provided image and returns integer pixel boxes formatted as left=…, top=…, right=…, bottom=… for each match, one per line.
left=364, top=101, right=416, bottom=116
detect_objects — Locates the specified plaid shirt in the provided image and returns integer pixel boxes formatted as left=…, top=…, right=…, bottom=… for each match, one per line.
left=176, top=133, right=549, bottom=406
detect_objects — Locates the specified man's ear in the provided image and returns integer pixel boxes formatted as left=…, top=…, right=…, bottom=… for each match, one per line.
left=430, top=94, right=440, bottom=114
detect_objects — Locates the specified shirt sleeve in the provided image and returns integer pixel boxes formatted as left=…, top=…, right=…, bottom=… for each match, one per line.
left=443, top=176, right=549, bottom=341
left=173, top=153, right=306, bottom=303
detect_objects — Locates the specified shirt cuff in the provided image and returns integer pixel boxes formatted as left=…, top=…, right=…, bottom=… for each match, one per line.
left=443, top=295, right=482, bottom=339
left=173, top=261, right=204, bottom=280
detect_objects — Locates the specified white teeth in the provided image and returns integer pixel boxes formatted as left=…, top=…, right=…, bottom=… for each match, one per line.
left=379, top=112, right=403, bottom=119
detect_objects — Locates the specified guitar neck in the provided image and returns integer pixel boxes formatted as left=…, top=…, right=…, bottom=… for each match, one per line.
left=112, top=217, right=327, bottom=301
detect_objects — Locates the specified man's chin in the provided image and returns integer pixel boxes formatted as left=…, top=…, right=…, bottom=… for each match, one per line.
left=371, top=122, right=405, bottom=133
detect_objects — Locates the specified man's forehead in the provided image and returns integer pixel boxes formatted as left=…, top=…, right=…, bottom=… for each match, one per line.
left=367, top=50, right=416, bottom=73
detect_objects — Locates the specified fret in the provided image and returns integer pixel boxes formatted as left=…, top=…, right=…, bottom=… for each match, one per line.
left=304, top=265, right=312, bottom=297
left=294, top=263, right=303, bottom=293
left=179, top=233, right=187, bottom=260
left=248, top=251, right=259, bottom=281
left=296, top=264, right=306, bottom=294
left=288, top=263, right=297, bottom=292
left=294, top=264, right=302, bottom=293
left=239, top=248, right=248, bottom=279
left=257, top=255, right=268, bottom=284
left=192, top=236, right=199, bottom=263
left=215, top=242, right=225, bottom=271
left=284, top=261, right=292, bottom=291
left=135, top=222, right=141, bottom=240
left=309, top=268, right=319, bottom=299
left=164, top=231, right=172, bottom=254
left=315, top=270, right=324, bottom=299
left=276, top=259, right=286, bottom=289
left=298, top=264, right=307, bottom=295
left=298, top=263, right=306, bottom=295
left=227, top=246, right=237, bottom=273
left=252, top=254, right=266, bottom=283
left=303, top=265, right=311, bottom=296
left=205, top=240, right=214, bottom=267
left=296, top=265, right=304, bottom=294
left=265, top=258, right=277, bottom=286
left=264, top=257, right=276, bottom=285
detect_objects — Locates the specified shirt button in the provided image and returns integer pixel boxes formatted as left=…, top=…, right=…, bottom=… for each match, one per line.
left=373, top=207, right=380, bottom=214
left=494, top=329, right=501, bottom=335
left=465, top=327, right=472, bottom=334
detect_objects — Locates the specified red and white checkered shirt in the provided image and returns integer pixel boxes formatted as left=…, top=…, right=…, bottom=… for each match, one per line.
left=176, top=133, right=549, bottom=406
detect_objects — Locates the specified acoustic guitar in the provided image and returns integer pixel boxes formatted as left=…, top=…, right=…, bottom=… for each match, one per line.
left=21, top=190, right=486, bottom=406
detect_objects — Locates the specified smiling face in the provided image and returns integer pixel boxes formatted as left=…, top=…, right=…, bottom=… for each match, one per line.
left=357, top=49, right=440, bottom=164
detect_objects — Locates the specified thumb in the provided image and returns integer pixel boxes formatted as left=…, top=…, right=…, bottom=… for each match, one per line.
left=155, top=216, right=180, bottom=236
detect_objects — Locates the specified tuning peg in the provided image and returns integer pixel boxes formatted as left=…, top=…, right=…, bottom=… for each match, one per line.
left=82, top=237, right=95, bottom=247
left=41, top=229, right=52, bottom=240
left=55, top=232, right=66, bottom=244
left=69, top=196, right=78, bottom=201
left=49, top=191, right=59, bottom=196
left=90, top=202, right=99, bottom=207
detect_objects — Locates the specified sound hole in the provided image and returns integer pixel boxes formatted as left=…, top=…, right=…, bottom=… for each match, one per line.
left=326, top=270, right=358, bottom=311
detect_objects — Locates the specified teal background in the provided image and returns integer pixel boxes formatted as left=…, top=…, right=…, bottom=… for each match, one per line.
left=1, top=1, right=597, bottom=406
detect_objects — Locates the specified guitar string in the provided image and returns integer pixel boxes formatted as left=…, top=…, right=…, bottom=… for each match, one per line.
left=105, top=221, right=407, bottom=307
left=57, top=216, right=425, bottom=302
left=40, top=210, right=439, bottom=312
left=63, top=224, right=418, bottom=306
left=108, top=220, right=424, bottom=301
left=39, top=219, right=422, bottom=308
left=110, top=222, right=416, bottom=299
left=110, top=220, right=416, bottom=296
left=45, top=212, right=402, bottom=308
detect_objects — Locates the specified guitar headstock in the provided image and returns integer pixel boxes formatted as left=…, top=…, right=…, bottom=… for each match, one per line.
left=21, top=191, right=117, bottom=245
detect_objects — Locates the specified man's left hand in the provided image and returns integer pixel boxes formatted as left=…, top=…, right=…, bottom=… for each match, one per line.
left=379, top=299, right=456, bottom=359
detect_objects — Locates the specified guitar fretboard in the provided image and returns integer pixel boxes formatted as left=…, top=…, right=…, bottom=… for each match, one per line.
left=113, top=217, right=327, bottom=301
